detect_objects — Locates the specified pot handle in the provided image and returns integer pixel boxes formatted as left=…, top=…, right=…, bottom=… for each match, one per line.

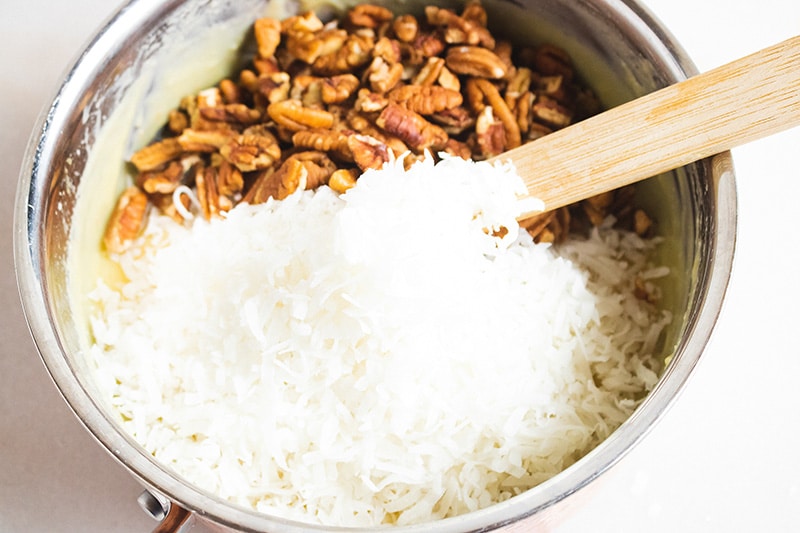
left=152, top=503, right=191, bottom=533
left=138, top=490, right=192, bottom=533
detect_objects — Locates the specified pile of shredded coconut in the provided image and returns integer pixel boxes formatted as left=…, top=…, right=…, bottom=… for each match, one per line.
left=87, top=155, right=671, bottom=527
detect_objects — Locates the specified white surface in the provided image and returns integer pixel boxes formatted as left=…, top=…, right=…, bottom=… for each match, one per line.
left=1, top=1, right=798, bottom=532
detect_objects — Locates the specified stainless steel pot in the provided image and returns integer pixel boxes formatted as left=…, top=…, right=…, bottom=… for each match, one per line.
left=14, top=0, right=736, bottom=531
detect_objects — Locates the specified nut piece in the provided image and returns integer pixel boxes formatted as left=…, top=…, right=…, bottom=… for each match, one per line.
left=219, top=127, right=281, bottom=172
left=376, top=103, right=448, bottom=152
left=254, top=18, right=281, bottom=59
left=329, top=168, right=358, bottom=193
left=348, top=134, right=392, bottom=171
left=445, top=46, right=507, bottom=79
left=292, top=128, right=353, bottom=161
left=321, top=74, right=360, bottom=104
left=392, top=14, right=418, bottom=43
left=103, top=187, right=150, bottom=253
left=387, top=84, right=463, bottom=115
left=267, top=99, right=335, bottom=131
left=130, top=138, right=183, bottom=172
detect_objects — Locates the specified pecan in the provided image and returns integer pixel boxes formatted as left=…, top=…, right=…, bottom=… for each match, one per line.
left=312, top=33, right=374, bottom=75
left=429, top=106, right=475, bottom=135
left=280, top=11, right=324, bottom=35
left=243, top=167, right=278, bottom=204
left=443, top=137, right=472, bottom=160
left=424, top=6, right=494, bottom=49
left=219, top=79, right=242, bottom=104
left=214, top=159, right=244, bottom=198
left=392, top=14, right=418, bottom=43
left=254, top=17, right=281, bottom=59
left=531, top=95, right=572, bottom=129
left=634, top=209, right=653, bottom=237
left=388, top=84, right=463, bottom=115
left=533, top=44, right=574, bottom=82
left=373, top=36, right=402, bottom=64
left=219, top=126, right=281, bottom=171
left=328, top=168, right=358, bottom=193
left=412, top=57, right=445, bottom=86
left=366, top=57, right=404, bottom=94
left=474, top=106, right=506, bottom=158
left=461, top=1, right=488, bottom=26
left=130, top=138, right=183, bottom=172
left=354, top=88, right=389, bottom=113
left=267, top=99, right=335, bottom=131
left=321, top=74, right=360, bottom=104
left=177, top=128, right=235, bottom=153
left=412, top=31, right=446, bottom=60
left=347, top=109, right=410, bottom=156
left=348, top=134, right=391, bottom=171
left=136, top=160, right=184, bottom=194
left=195, top=165, right=222, bottom=220
left=199, top=103, right=262, bottom=125
left=257, top=72, right=291, bottom=104
left=445, top=46, right=507, bottom=79
left=292, top=128, right=353, bottom=161
left=103, top=187, right=149, bottom=253
left=470, top=78, right=521, bottom=149
left=275, top=151, right=337, bottom=198
left=347, top=4, right=394, bottom=29
left=582, top=191, right=614, bottom=226
left=438, top=66, right=461, bottom=92
left=376, top=103, right=448, bottom=152
left=167, top=109, right=189, bottom=134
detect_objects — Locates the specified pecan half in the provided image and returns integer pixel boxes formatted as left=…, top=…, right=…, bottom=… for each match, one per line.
left=348, top=134, right=391, bottom=171
left=376, top=103, right=448, bottom=152
left=321, top=74, right=360, bottom=104
left=445, top=46, right=507, bottom=79
left=219, top=126, right=281, bottom=171
left=254, top=17, right=281, bottom=59
left=267, top=99, right=335, bottom=131
left=388, top=84, right=463, bottom=115
left=103, top=186, right=149, bottom=253
left=130, top=138, right=183, bottom=172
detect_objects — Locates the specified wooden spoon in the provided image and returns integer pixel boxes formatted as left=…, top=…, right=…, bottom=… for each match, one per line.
left=495, top=35, right=800, bottom=217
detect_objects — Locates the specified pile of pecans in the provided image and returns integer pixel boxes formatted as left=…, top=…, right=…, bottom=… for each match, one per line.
left=103, top=1, right=652, bottom=254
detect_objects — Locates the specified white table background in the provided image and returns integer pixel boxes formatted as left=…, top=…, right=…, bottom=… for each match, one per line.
left=1, top=1, right=798, bottom=531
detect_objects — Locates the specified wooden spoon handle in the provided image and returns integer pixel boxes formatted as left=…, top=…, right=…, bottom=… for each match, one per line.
left=498, top=35, right=800, bottom=213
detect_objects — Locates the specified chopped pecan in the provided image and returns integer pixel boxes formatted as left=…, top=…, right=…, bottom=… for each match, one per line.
left=533, top=44, right=574, bottom=82
left=531, top=95, right=572, bottom=129
left=199, top=103, right=262, bottom=125
left=219, top=79, right=242, bottom=104
left=461, top=1, right=488, bottom=26
left=257, top=72, right=291, bottom=104
left=437, top=66, right=461, bottom=92
left=136, top=160, right=184, bottom=194
left=292, top=128, right=353, bottom=161
left=430, top=106, right=475, bottom=135
left=354, top=88, right=389, bottom=113
left=328, top=168, right=358, bottom=193
left=474, top=106, right=506, bottom=158
left=388, top=84, right=463, bottom=115
left=347, top=4, right=394, bottom=29
left=267, top=99, right=335, bottom=131
left=167, top=109, right=189, bottom=134
left=275, top=151, right=337, bottom=198
left=254, top=17, right=282, bottom=59
left=177, top=128, right=235, bottom=153
left=103, top=187, right=149, bottom=253
left=312, top=33, right=374, bottom=75
left=392, top=14, right=418, bottom=43
left=634, top=209, right=653, bottom=236
left=366, top=57, right=404, bottom=94
left=280, top=11, right=324, bottom=35
left=467, top=78, right=521, bottom=149
left=214, top=159, right=244, bottom=198
left=373, top=36, right=402, bottom=64
left=412, top=57, right=445, bottom=86
left=195, top=165, right=223, bottom=220
left=424, top=6, right=494, bottom=49
left=130, top=137, right=183, bottom=172
left=445, top=46, right=507, bottom=79
left=376, top=103, right=448, bottom=152
left=219, top=126, right=281, bottom=171
left=321, top=74, right=360, bottom=104
left=348, top=134, right=391, bottom=171
left=443, top=138, right=472, bottom=160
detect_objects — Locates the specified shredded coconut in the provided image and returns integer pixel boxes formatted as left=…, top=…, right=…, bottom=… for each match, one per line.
left=87, top=155, right=671, bottom=527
